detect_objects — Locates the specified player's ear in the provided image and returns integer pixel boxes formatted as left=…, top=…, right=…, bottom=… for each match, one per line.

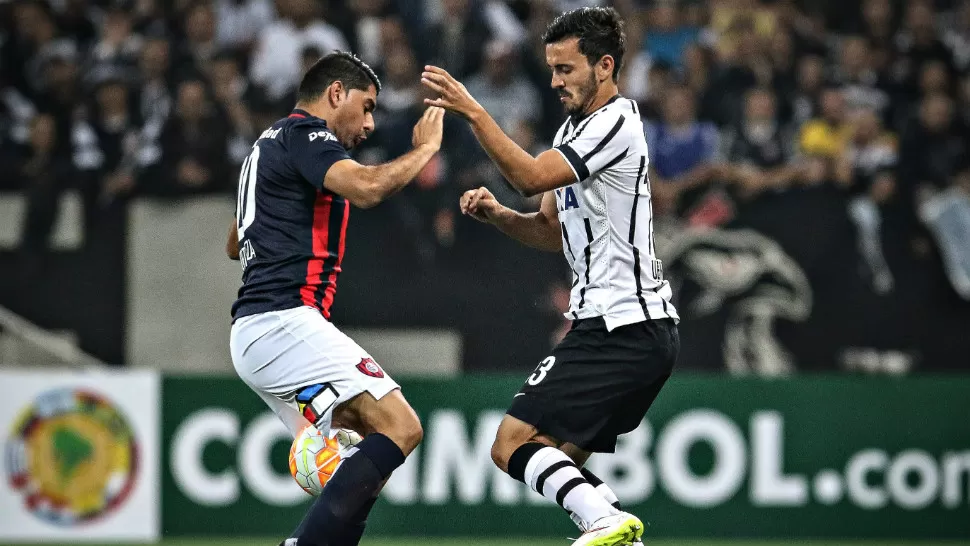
left=328, top=81, right=346, bottom=108
left=596, top=55, right=614, bottom=83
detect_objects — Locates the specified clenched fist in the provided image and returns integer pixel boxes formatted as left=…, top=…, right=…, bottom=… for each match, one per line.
left=459, top=186, right=502, bottom=223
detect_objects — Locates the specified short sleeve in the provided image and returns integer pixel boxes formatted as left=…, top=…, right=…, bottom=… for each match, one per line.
left=288, top=123, right=352, bottom=190
left=555, top=113, right=630, bottom=182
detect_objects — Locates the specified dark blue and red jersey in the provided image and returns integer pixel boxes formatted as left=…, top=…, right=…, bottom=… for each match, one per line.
left=231, top=109, right=353, bottom=321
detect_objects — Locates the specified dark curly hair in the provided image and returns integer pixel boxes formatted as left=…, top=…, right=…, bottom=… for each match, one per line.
left=542, top=7, right=626, bottom=83
left=297, top=51, right=382, bottom=103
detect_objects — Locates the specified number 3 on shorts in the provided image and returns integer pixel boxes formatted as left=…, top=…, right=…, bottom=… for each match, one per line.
left=528, top=356, right=556, bottom=385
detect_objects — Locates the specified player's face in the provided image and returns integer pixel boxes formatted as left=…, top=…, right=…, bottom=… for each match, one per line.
left=546, top=37, right=599, bottom=116
left=332, top=84, right=377, bottom=149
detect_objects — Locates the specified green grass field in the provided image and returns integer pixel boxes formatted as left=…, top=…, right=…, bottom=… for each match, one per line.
left=22, top=538, right=970, bottom=546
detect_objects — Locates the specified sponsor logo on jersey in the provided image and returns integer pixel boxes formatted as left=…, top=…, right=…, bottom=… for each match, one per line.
left=356, top=358, right=384, bottom=378
left=556, top=186, right=580, bottom=211
left=309, top=131, right=338, bottom=143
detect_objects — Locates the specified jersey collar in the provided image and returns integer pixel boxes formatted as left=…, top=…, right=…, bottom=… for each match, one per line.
left=288, top=108, right=326, bottom=124
left=570, top=94, right=622, bottom=125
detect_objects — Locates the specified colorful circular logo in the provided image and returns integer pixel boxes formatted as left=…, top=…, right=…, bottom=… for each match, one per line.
left=5, top=388, right=139, bottom=526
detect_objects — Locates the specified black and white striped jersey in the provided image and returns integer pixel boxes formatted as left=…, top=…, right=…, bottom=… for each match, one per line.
left=551, top=95, right=679, bottom=329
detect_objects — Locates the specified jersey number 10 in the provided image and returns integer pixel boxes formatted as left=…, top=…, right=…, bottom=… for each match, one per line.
left=236, top=145, right=261, bottom=239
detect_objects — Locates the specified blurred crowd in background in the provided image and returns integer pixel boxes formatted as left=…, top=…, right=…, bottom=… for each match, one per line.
left=2, top=0, right=969, bottom=373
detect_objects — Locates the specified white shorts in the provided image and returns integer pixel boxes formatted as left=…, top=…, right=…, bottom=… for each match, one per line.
left=229, top=306, right=400, bottom=437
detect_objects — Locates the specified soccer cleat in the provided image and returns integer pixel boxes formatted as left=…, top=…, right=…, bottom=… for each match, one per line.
left=569, top=512, right=644, bottom=546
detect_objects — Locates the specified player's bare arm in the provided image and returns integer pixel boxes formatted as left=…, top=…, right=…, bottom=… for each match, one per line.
left=226, top=220, right=239, bottom=260
left=421, top=66, right=575, bottom=197
left=460, top=187, right=561, bottom=252
left=323, top=106, right=444, bottom=209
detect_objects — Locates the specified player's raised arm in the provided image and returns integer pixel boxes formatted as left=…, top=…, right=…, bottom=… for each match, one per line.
left=322, top=107, right=444, bottom=208
left=421, top=66, right=574, bottom=197
left=281, top=53, right=444, bottom=209
left=460, top=187, right=562, bottom=252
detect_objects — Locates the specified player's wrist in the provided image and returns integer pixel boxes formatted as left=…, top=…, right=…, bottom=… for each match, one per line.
left=486, top=203, right=510, bottom=225
left=414, top=142, right=439, bottom=154
left=466, top=105, right=488, bottom=126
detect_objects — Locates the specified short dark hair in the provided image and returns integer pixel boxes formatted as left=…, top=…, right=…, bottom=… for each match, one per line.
left=297, top=51, right=381, bottom=103
left=542, top=7, right=626, bottom=82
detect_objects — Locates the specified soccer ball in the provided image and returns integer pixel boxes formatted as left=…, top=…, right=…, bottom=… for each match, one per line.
left=288, top=426, right=361, bottom=496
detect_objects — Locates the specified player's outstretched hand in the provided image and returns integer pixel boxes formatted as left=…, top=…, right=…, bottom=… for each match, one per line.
left=460, top=186, right=501, bottom=223
left=412, top=106, right=445, bottom=151
left=421, top=65, right=484, bottom=120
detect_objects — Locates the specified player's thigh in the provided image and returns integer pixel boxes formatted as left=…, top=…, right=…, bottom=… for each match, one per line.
left=604, top=370, right=671, bottom=436
left=333, top=389, right=423, bottom=454
left=231, top=311, right=310, bottom=437
left=247, top=376, right=308, bottom=437
left=560, top=442, right=592, bottom=467
left=507, top=318, right=676, bottom=453
left=230, top=306, right=400, bottom=435
left=587, top=320, right=678, bottom=451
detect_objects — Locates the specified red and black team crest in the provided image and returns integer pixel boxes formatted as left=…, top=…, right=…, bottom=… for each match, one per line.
left=356, top=357, right=384, bottom=378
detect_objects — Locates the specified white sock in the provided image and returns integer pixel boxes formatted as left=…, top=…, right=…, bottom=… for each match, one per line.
left=523, top=447, right=618, bottom=525
left=581, top=467, right=621, bottom=508
left=596, top=482, right=620, bottom=506
left=569, top=469, right=621, bottom=530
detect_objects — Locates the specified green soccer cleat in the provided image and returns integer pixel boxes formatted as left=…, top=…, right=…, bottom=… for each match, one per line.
left=569, top=512, right=644, bottom=546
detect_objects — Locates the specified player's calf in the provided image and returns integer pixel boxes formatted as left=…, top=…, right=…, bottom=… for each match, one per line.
left=296, top=391, right=423, bottom=546
left=567, top=468, right=623, bottom=532
left=493, top=415, right=619, bottom=532
left=556, top=444, right=623, bottom=512
left=581, top=468, right=622, bottom=510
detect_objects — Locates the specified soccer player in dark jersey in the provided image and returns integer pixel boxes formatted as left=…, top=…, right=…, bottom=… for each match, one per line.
left=226, top=51, right=444, bottom=546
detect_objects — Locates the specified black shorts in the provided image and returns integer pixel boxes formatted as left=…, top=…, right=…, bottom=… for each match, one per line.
left=507, top=317, right=679, bottom=453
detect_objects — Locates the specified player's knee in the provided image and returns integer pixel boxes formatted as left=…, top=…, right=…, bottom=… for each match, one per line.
left=492, top=416, right=541, bottom=471
left=392, top=415, right=423, bottom=455
left=377, top=412, right=422, bottom=456
left=490, top=439, right=512, bottom=472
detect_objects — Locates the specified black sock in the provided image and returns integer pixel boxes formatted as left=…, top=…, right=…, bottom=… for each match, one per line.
left=292, top=487, right=380, bottom=546
left=335, top=495, right=378, bottom=546
left=296, top=433, right=405, bottom=546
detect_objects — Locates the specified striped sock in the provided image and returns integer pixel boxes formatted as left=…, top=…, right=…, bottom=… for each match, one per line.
left=568, top=468, right=622, bottom=531
left=507, top=443, right=618, bottom=526
left=581, top=467, right=622, bottom=510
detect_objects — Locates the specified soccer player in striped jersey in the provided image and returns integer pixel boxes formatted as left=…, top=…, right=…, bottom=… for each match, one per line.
left=421, top=7, right=679, bottom=546
left=226, top=52, right=444, bottom=546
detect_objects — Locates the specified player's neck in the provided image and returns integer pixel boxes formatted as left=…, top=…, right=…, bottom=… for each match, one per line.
left=294, top=102, right=333, bottom=121
left=580, top=83, right=620, bottom=118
